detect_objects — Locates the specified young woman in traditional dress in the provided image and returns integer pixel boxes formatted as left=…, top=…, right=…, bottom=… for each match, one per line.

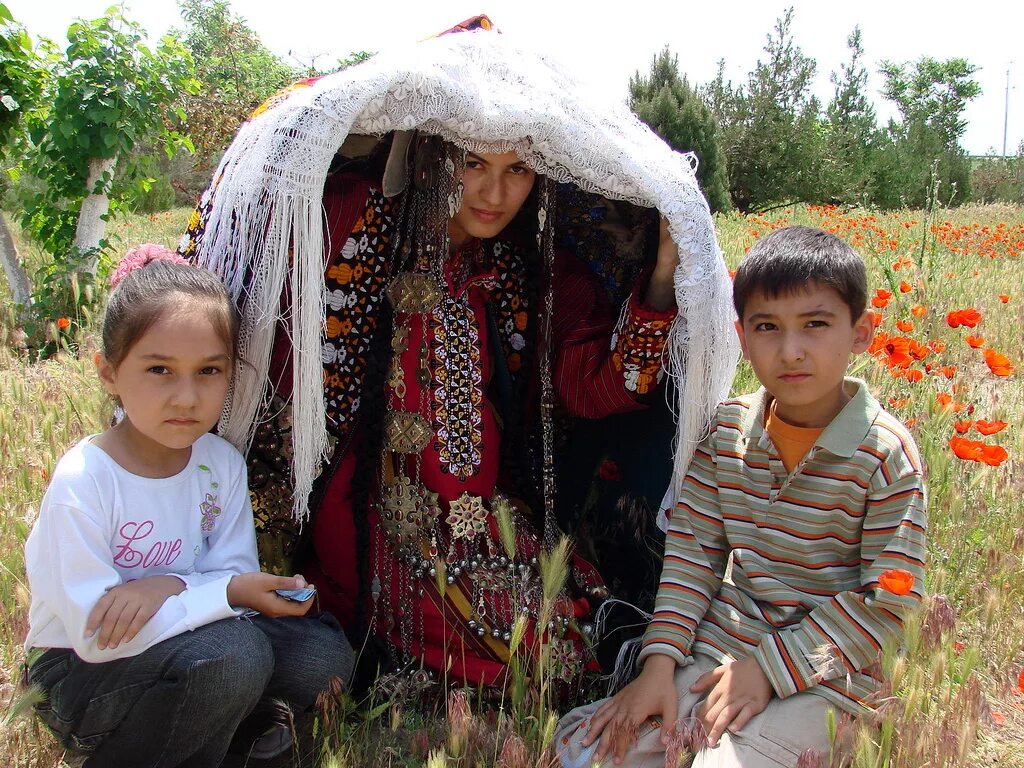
left=180, top=16, right=737, bottom=694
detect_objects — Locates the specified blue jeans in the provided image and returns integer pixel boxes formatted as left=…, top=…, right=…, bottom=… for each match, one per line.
left=29, top=613, right=353, bottom=768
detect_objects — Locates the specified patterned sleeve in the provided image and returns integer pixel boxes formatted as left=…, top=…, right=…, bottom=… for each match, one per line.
left=638, top=424, right=727, bottom=666
left=610, top=276, right=677, bottom=396
left=752, top=468, right=927, bottom=699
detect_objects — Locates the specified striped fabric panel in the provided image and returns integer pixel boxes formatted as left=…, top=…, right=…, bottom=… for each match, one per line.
left=552, top=253, right=675, bottom=419
left=640, top=383, right=928, bottom=716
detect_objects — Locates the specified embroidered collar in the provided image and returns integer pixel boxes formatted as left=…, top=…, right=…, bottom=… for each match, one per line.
left=445, top=238, right=498, bottom=298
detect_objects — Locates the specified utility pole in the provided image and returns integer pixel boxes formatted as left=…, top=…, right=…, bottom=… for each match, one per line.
left=1004, top=64, right=1011, bottom=157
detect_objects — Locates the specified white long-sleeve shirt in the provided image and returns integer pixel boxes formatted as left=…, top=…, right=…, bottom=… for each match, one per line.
left=25, top=433, right=259, bottom=662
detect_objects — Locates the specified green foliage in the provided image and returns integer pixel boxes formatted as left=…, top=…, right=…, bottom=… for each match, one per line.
left=695, top=13, right=982, bottom=213
left=824, top=27, right=881, bottom=206
left=706, top=8, right=829, bottom=212
left=20, top=9, right=197, bottom=258
left=970, top=145, right=1024, bottom=205
left=629, top=47, right=731, bottom=213
left=878, top=57, right=981, bottom=208
left=0, top=4, right=44, bottom=156
left=175, top=0, right=296, bottom=172
left=337, top=50, right=375, bottom=72
left=22, top=246, right=111, bottom=357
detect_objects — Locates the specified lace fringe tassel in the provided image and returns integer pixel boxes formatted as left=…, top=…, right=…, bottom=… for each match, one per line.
left=593, top=598, right=654, bottom=696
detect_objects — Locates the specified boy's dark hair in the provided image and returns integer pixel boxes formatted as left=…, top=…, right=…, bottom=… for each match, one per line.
left=732, top=225, right=867, bottom=323
left=102, top=260, right=238, bottom=367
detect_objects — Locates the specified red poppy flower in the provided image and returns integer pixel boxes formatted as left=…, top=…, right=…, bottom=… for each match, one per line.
left=904, top=369, right=924, bottom=383
left=999, top=294, right=1010, bottom=304
left=984, top=348, right=1015, bottom=377
left=950, top=436, right=985, bottom=461
left=979, top=445, right=1008, bottom=467
left=882, top=337, right=913, bottom=368
left=953, top=420, right=973, bottom=434
left=908, top=340, right=930, bottom=361
left=946, top=308, right=982, bottom=328
left=940, top=365, right=957, bottom=379
left=965, top=335, right=986, bottom=349
left=55, top=317, right=71, bottom=330
left=869, top=311, right=882, bottom=328
left=871, top=289, right=892, bottom=309
left=878, top=569, right=915, bottom=596
left=1018, top=668, right=1024, bottom=694
left=911, top=304, right=927, bottom=317
left=975, top=420, right=1007, bottom=436
left=899, top=280, right=913, bottom=293
left=888, top=397, right=909, bottom=409
left=896, top=319, right=914, bottom=333
left=868, top=330, right=889, bottom=355
left=928, top=339, right=946, bottom=354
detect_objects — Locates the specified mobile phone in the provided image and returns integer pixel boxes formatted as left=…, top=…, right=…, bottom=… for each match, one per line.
left=274, top=586, right=317, bottom=603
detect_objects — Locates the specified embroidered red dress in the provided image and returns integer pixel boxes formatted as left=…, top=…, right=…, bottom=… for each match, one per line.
left=261, top=171, right=675, bottom=688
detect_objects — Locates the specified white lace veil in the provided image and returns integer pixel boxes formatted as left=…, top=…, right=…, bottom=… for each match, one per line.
left=192, top=29, right=739, bottom=525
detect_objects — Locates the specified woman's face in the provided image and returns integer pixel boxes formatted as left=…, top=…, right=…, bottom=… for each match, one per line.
left=448, top=151, right=536, bottom=246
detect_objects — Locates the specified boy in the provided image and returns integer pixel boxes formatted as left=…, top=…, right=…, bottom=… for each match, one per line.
left=556, top=226, right=927, bottom=767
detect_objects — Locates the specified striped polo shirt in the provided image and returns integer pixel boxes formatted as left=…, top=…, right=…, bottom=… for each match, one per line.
left=640, top=378, right=927, bottom=715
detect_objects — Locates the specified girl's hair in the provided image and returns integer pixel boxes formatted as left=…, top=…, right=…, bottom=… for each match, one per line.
left=102, top=250, right=239, bottom=367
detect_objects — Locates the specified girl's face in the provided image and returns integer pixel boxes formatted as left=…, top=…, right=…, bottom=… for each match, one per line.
left=96, top=299, right=232, bottom=466
left=448, top=150, right=536, bottom=247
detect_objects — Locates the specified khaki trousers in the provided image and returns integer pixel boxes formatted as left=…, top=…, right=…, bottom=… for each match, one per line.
left=555, top=656, right=835, bottom=768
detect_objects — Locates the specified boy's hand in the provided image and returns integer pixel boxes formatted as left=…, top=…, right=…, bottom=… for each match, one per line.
left=582, top=654, right=678, bottom=764
left=690, top=656, right=773, bottom=747
left=85, top=575, right=185, bottom=650
left=227, top=572, right=313, bottom=618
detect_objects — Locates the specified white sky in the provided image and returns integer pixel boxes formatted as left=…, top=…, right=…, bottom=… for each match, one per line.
left=8, top=0, right=1023, bottom=156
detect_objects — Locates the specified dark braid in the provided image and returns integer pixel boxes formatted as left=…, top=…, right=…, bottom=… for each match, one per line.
left=349, top=297, right=395, bottom=638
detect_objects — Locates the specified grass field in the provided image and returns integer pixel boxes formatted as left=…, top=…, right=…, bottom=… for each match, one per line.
left=1, top=203, right=1022, bottom=766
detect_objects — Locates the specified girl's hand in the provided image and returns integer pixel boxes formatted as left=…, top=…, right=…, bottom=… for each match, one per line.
left=227, top=572, right=314, bottom=618
left=582, top=654, right=679, bottom=764
left=643, top=216, right=679, bottom=311
left=85, top=575, right=185, bottom=650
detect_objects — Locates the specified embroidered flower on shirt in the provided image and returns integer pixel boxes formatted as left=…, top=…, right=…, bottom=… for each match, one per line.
left=200, top=492, right=222, bottom=532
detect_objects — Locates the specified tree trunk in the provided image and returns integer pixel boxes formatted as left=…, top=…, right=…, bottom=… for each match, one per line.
left=0, top=212, right=32, bottom=308
left=74, top=155, right=117, bottom=272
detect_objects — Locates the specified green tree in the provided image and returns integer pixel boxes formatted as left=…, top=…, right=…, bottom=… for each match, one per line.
left=175, top=0, right=295, bottom=171
left=825, top=26, right=880, bottom=205
left=877, top=57, right=981, bottom=207
left=629, top=47, right=731, bottom=213
left=22, top=10, right=196, bottom=265
left=0, top=2, right=43, bottom=306
left=713, top=8, right=828, bottom=211
left=10, top=9, right=197, bottom=349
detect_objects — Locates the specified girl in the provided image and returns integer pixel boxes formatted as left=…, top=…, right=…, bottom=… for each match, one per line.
left=23, top=245, right=353, bottom=768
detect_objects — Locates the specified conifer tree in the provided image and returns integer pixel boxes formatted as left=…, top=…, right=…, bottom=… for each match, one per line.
left=629, top=47, right=731, bottom=213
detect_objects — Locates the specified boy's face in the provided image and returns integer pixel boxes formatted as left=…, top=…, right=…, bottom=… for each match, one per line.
left=736, top=281, right=873, bottom=428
